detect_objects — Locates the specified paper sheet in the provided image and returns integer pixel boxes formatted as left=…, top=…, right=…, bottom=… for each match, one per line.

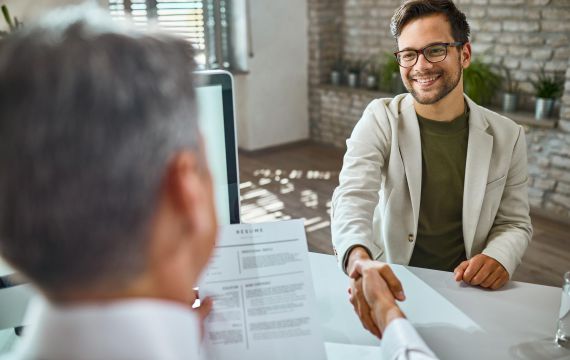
left=198, top=219, right=326, bottom=360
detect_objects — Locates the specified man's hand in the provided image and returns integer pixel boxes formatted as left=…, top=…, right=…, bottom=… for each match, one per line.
left=346, top=247, right=405, bottom=338
left=349, top=260, right=406, bottom=335
left=453, top=254, right=509, bottom=290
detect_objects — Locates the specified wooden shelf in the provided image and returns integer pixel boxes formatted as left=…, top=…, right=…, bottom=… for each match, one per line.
left=318, top=85, right=559, bottom=129
left=488, top=107, right=558, bottom=129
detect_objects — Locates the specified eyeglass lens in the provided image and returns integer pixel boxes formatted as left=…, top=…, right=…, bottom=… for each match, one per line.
left=397, top=44, right=448, bottom=67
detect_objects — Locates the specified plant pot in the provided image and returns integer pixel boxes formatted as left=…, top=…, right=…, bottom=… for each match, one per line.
left=366, top=75, right=377, bottom=90
left=502, top=93, right=518, bottom=113
left=330, top=70, right=341, bottom=86
left=348, top=72, right=359, bottom=88
left=535, top=98, right=555, bottom=120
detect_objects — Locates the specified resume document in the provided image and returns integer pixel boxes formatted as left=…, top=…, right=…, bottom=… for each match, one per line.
left=198, top=219, right=326, bottom=360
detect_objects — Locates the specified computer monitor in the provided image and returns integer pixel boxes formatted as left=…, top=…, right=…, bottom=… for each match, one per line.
left=194, top=70, right=241, bottom=225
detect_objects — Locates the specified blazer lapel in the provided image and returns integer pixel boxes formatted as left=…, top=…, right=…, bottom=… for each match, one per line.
left=398, top=94, right=422, bottom=232
left=462, top=96, right=493, bottom=258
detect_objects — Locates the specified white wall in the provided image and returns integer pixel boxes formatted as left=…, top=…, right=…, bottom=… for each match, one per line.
left=234, top=0, right=309, bottom=151
left=1, top=0, right=310, bottom=152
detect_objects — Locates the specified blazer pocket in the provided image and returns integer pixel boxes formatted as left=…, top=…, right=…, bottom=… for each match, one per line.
left=485, top=175, right=507, bottom=192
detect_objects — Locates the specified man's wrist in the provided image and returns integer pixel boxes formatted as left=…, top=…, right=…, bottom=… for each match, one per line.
left=346, top=246, right=371, bottom=274
left=373, top=303, right=405, bottom=333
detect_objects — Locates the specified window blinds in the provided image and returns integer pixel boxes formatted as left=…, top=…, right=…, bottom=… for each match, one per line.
left=108, top=0, right=206, bottom=66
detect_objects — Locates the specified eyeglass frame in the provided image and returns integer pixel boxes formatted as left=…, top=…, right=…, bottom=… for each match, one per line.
left=393, top=42, right=465, bottom=68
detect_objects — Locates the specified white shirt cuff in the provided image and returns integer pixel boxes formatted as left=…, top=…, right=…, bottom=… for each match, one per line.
left=380, top=318, right=437, bottom=360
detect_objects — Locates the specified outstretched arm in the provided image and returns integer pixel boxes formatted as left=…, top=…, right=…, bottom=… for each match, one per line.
left=350, top=260, right=438, bottom=359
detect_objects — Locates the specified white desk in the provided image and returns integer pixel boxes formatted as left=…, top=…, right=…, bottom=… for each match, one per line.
left=309, top=252, right=570, bottom=360
left=0, top=253, right=568, bottom=359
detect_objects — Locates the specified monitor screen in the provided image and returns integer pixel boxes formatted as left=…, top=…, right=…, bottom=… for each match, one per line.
left=195, top=71, right=240, bottom=225
left=0, top=258, right=12, bottom=278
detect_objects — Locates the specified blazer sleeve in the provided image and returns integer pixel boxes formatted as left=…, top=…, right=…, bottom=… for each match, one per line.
left=482, top=125, right=533, bottom=277
left=331, top=100, right=392, bottom=273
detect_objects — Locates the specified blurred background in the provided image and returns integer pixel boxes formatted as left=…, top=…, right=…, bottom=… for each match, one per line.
left=1, top=0, right=568, bottom=287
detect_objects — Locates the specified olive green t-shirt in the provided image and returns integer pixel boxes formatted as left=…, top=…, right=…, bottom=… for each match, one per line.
left=408, top=109, right=469, bottom=272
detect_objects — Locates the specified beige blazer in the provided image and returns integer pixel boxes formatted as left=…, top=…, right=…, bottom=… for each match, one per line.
left=331, top=93, right=532, bottom=277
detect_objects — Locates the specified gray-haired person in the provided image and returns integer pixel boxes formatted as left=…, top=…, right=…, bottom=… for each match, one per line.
left=0, top=5, right=438, bottom=360
left=0, top=6, right=217, bottom=359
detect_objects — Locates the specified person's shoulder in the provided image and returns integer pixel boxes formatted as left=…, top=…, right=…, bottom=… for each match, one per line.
left=364, top=93, right=409, bottom=120
left=366, top=93, right=407, bottom=108
left=474, top=104, right=522, bottom=133
left=364, top=97, right=393, bottom=113
left=469, top=101, right=526, bottom=150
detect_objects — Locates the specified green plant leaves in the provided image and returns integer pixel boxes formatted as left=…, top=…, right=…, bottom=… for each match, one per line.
left=463, top=59, right=501, bottom=105
left=531, top=67, right=564, bottom=99
left=382, top=53, right=400, bottom=90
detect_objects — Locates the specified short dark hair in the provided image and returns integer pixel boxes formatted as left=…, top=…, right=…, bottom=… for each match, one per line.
left=390, top=0, right=470, bottom=44
left=0, top=6, right=200, bottom=293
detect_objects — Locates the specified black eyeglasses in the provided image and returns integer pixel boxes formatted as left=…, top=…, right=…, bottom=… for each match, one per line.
left=394, top=42, right=464, bottom=68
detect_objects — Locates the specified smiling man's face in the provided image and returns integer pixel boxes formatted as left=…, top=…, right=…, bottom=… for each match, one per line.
left=397, top=13, right=470, bottom=105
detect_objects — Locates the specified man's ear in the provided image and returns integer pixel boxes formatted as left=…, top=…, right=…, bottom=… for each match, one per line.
left=145, top=151, right=215, bottom=298
left=166, top=151, right=204, bottom=232
left=461, top=42, right=472, bottom=69
left=165, top=150, right=216, bottom=242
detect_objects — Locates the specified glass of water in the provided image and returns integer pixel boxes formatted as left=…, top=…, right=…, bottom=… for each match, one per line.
left=556, top=271, right=570, bottom=348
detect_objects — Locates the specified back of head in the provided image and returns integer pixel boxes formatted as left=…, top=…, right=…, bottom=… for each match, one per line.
left=391, top=0, right=470, bottom=43
left=0, top=5, right=199, bottom=294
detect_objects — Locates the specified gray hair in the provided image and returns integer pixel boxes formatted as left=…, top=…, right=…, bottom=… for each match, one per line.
left=0, top=6, right=200, bottom=293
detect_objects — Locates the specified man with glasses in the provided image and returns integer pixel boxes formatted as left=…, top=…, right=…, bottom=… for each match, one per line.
left=331, top=0, right=532, bottom=348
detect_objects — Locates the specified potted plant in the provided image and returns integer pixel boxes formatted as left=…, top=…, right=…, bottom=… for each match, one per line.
left=500, top=66, right=520, bottom=113
left=531, top=68, right=564, bottom=120
left=330, top=58, right=345, bottom=86
left=463, top=59, right=501, bottom=105
left=364, top=59, right=381, bottom=90
left=382, top=53, right=405, bottom=94
left=347, top=60, right=365, bottom=88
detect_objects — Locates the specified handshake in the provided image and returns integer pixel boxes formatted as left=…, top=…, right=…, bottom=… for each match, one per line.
left=347, top=252, right=407, bottom=338
left=347, top=246, right=510, bottom=338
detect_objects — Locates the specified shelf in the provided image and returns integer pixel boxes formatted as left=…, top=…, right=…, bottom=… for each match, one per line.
left=488, top=107, right=558, bottom=129
left=317, top=85, right=559, bottom=129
